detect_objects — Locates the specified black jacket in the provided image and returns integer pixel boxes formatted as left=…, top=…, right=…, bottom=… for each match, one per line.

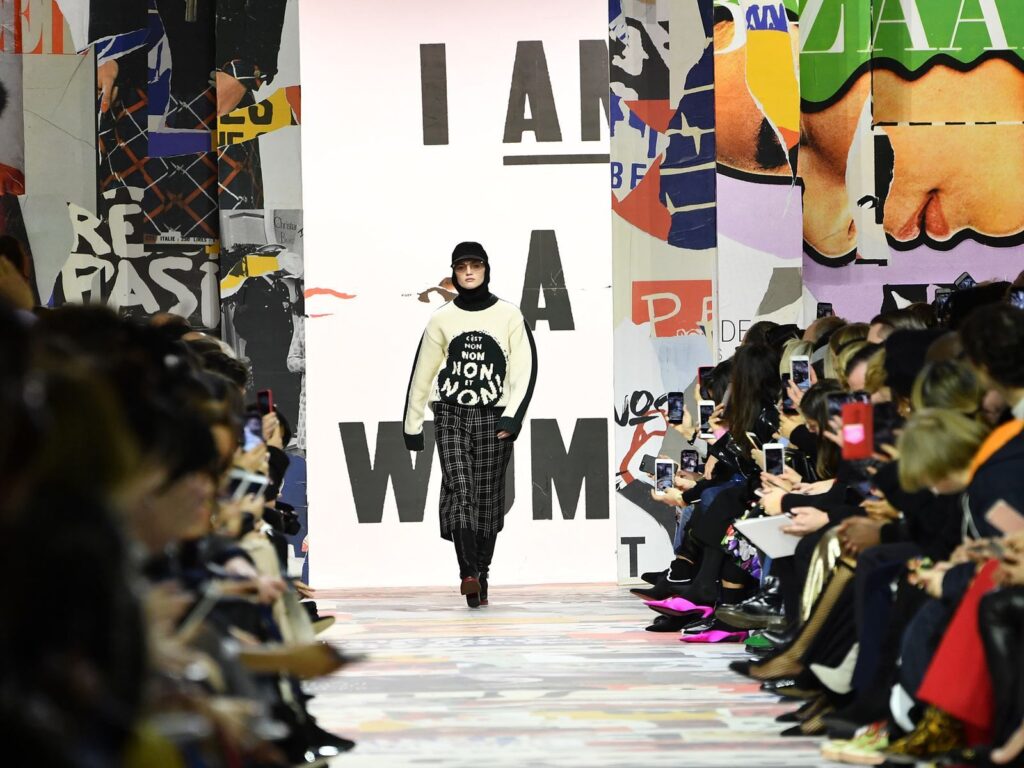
left=874, top=462, right=963, bottom=562
left=968, top=426, right=1024, bottom=538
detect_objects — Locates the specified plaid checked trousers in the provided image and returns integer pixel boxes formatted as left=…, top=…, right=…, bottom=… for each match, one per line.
left=433, top=402, right=513, bottom=542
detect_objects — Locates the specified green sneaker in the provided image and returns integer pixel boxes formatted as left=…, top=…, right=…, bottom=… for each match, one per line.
left=745, top=632, right=773, bottom=650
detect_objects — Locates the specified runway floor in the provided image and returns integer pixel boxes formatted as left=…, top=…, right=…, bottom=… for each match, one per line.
left=308, top=584, right=822, bottom=767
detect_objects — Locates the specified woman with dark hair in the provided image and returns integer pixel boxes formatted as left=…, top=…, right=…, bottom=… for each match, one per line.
left=636, top=346, right=782, bottom=611
left=799, top=381, right=843, bottom=482
left=726, top=343, right=782, bottom=456
left=742, top=320, right=780, bottom=348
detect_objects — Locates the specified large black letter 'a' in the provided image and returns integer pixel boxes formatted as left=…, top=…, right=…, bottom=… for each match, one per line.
left=520, top=230, right=575, bottom=331
left=504, top=41, right=562, bottom=143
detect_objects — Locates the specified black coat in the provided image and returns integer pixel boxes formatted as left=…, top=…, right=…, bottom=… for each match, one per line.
left=968, top=426, right=1024, bottom=538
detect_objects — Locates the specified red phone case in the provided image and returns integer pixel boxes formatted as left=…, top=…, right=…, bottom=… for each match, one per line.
left=258, top=388, right=275, bottom=415
left=841, top=402, right=874, bottom=460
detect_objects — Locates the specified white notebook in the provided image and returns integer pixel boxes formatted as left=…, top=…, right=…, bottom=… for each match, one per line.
left=734, top=515, right=802, bottom=559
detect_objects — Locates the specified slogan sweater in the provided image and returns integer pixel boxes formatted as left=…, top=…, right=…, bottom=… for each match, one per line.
left=403, top=298, right=537, bottom=450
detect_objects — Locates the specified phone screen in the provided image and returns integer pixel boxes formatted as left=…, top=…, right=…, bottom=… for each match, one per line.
left=697, top=367, right=713, bottom=399
left=226, top=471, right=245, bottom=498
left=780, top=373, right=795, bottom=411
left=680, top=449, right=699, bottom=472
left=667, top=392, right=684, bottom=424
left=826, top=393, right=851, bottom=420
left=765, top=447, right=785, bottom=476
left=791, top=359, right=811, bottom=391
left=854, top=478, right=878, bottom=500
left=873, top=402, right=901, bottom=452
left=1009, top=288, right=1024, bottom=310
left=226, top=469, right=267, bottom=501
left=699, top=403, right=715, bottom=434
left=850, top=390, right=871, bottom=404
left=243, top=413, right=264, bottom=451
left=933, top=288, right=954, bottom=318
left=816, top=302, right=834, bottom=319
left=955, top=272, right=976, bottom=290
left=655, top=461, right=675, bottom=493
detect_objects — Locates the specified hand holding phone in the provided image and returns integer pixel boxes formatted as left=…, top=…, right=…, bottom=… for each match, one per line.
left=779, top=373, right=797, bottom=413
left=762, top=443, right=786, bottom=476
left=791, top=356, right=811, bottom=393
left=243, top=410, right=265, bottom=451
left=698, top=400, right=716, bottom=440
left=654, top=459, right=676, bottom=496
left=968, top=539, right=1006, bottom=560
left=226, top=468, right=269, bottom=501
left=680, top=449, right=700, bottom=473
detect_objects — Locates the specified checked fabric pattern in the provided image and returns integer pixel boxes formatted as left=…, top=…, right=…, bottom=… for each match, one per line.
left=433, top=402, right=513, bottom=541
left=98, top=79, right=263, bottom=243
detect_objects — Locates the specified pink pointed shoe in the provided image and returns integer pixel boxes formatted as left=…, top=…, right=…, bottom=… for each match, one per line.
left=680, top=629, right=750, bottom=644
left=644, top=596, right=714, bottom=619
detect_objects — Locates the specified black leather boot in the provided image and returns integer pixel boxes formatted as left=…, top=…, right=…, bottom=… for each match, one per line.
left=659, top=546, right=725, bottom=606
left=979, top=586, right=1024, bottom=748
left=454, top=528, right=481, bottom=607
left=715, top=577, right=786, bottom=630
left=477, top=532, right=497, bottom=606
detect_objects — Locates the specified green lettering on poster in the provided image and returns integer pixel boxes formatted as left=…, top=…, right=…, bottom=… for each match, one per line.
left=800, top=0, right=1024, bottom=105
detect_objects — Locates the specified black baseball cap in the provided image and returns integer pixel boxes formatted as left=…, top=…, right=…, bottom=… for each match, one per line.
left=451, top=241, right=489, bottom=266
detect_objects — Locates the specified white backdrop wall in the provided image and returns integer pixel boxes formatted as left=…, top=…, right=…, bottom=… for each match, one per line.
left=300, top=0, right=616, bottom=588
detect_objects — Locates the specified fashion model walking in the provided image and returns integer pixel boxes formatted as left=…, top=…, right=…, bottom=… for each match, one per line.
left=403, top=242, right=537, bottom=607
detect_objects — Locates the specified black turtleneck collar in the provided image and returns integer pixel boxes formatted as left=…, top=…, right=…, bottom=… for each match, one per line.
left=454, top=288, right=498, bottom=311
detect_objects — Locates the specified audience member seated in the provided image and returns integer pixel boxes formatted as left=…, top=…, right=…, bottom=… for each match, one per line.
left=0, top=302, right=356, bottom=767
left=638, top=288, right=1024, bottom=765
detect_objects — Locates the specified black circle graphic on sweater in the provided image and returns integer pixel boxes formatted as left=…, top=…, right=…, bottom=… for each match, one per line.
left=437, top=331, right=507, bottom=407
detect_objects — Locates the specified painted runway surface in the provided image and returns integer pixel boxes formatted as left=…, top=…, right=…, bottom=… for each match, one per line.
left=309, top=584, right=821, bottom=767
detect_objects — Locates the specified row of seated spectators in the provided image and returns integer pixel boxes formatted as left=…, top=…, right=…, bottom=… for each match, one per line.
left=0, top=260, right=356, bottom=767
left=637, top=278, right=1024, bottom=766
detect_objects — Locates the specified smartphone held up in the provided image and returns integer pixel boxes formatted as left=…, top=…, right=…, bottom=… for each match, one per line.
left=791, top=356, right=811, bottom=392
left=667, top=391, right=684, bottom=425
left=762, top=443, right=785, bottom=476
left=698, top=400, right=716, bottom=440
left=242, top=410, right=264, bottom=452
left=841, top=401, right=874, bottom=460
left=256, top=388, right=275, bottom=415
left=680, top=449, right=700, bottom=473
left=654, top=459, right=675, bottom=496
